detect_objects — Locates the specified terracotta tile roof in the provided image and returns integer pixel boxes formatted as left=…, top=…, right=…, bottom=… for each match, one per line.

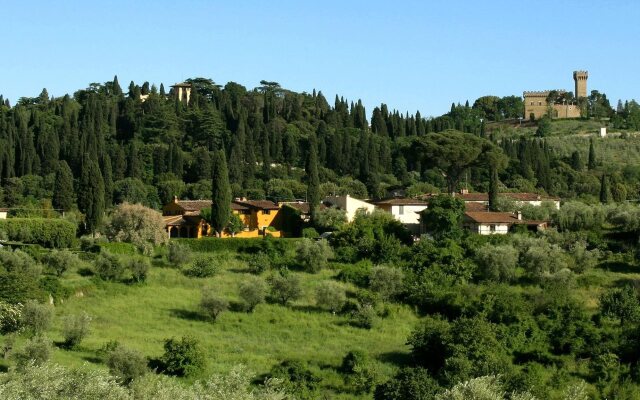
left=176, top=200, right=212, bottom=212
left=231, top=202, right=249, bottom=211
left=420, top=192, right=559, bottom=202
left=465, top=202, right=489, bottom=211
left=234, top=200, right=280, bottom=210
left=375, top=198, right=428, bottom=206
left=0, top=208, right=8, bottom=212
left=464, top=211, right=546, bottom=225
left=163, top=215, right=188, bottom=226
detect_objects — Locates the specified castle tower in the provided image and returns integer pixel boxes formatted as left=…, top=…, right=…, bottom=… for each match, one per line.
left=170, top=82, right=192, bottom=104
left=573, top=71, right=588, bottom=99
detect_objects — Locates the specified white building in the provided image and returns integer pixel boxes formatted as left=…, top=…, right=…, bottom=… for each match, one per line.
left=374, top=198, right=428, bottom=234
left=462, top=211, right=548, bottom=235
left=0, top=208, right=7, bottom=219
left=323, top=195, right=376, bottom=222
left=423, top=191, right=561, bottom=210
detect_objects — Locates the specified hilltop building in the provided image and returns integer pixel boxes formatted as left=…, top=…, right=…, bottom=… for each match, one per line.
left=523, top=71, right=588, bottom=120
left=171, top=82, right=192, bottom=104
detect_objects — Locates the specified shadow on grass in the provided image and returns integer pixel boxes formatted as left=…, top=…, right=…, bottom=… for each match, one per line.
left=0, top=364, right=8, bottom=373
left=290, top=304, right=323, bottom=313
left=613, top=277, right=640, bottom=288
left=81, top=355, right=103, bottom=364
left=77, top=267, right=94, bottom=277
left=169, top=308, right=208, bottom=322
left=377, top=351, right=412, bottom=367
left=599, top=260, right=638, bottom=274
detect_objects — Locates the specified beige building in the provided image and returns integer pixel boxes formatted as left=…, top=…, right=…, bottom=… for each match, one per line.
left=374, top=198, right=429, bottom=235
left=523, top=70, right=588, bottom=120
left=323, top=195, right=376, bottom=222
left=0, top=208, right=8, bottom=219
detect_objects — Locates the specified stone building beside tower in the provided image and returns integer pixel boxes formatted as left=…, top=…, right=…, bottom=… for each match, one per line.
left=523, top=71, right=588, bottom=120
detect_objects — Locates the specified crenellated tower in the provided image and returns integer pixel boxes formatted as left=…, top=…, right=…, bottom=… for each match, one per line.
left=573, top=70, right=588, bottom=99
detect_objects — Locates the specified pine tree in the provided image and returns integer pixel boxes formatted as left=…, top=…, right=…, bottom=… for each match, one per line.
left=570, top=150, right=583, bottom=171
left=53, top=160, right=75, bottom=211
left=306, top=134, right=321, bottom=221
left=78, top=154, right=105, bottom=235
left=488, top=167, right=499, bottom=211
left=588, top=138, right=597, bottom=170
left=600, top=174, right=610, bottom=203
left=211, top=150, right=231, bottom=237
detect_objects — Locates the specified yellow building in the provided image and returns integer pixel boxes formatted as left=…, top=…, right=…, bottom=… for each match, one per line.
left=162, top=197, right=282, bottom=238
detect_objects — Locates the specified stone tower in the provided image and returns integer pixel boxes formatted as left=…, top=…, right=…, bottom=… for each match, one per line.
left=170, top=82, right=192, bottom=104
left=573, top=71, right=588, bottom=99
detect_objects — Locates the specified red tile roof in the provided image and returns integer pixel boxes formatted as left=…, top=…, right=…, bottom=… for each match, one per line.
left=375, top=198, right=428, bottom=206
left=234, top=200, right=280, bottom=210
left=176, top=200, right=212, bottom=212
left=421, top=192, right=559, bottom=202
left=464, top=211, right=546, bottom=225
left=464, top=202, right=489, bottom=211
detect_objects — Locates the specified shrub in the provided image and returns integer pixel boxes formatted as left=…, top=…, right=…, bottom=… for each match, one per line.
left=184, top=256, right=220, bottom=278
left=336, top=259, right=373, bottom=287
left=21, top=300, right=53, bottom=336
left=44, top=249, right=83, bottom=277
left=103, top=203, right=168, bottom=247
left=246, top=252, right=271, bottom=274
left=159, top=336, right=206, bottom=377
left=268, top=272, right=302, bottom=305
left=94, top=252, right=126, bottom=281
left=295, top=238, right=333, bottom=273
left=0, top=301, right=23, bottom=334
left=315, top=281, right=346, bottom=313
left=200, top=289, right=228, bottom=322
left=350, top=304, right=376, bottom=329
left=340, top=351, right=379, bottom=394
left=39, top=276, right=72, bottom=303
left=269, top=360, right=321, bottom=399
left=475, top=244, right=519, bottom=282
left=374, top=367, right=440, bottom=400
left=106, top=344, right=148, bottom=385
left=62, top=312, right=91, bottom=348
left=301, top=227, right=319, bottom=239
left=520, top=242, right=568, bottom=280
left=0, top=218, right=76, bottom=248
left=238, top=276, right=267, bottom=312
left=369, top=265, right=405, bottom=301
left=0, top=249, right=44, bottom=303
left=167, top=242, right=191, bottom=266
left=13, top=335, right=52, bottom=370
left=127, top=257, right=150, bottom=283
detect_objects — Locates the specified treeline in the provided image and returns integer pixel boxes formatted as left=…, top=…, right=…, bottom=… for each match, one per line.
left=1, top=77, right=639, bottom=221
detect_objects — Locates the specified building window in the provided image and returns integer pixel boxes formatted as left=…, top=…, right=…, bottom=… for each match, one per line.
left=538, top=101, right=542, bottom=106
left=398, top=205, right=404, bottom=215
left=530, top=101, right=534, bottom=106
left=490, top=224, right=496, bottom=232
left=263, top=210, right=271, bottom=215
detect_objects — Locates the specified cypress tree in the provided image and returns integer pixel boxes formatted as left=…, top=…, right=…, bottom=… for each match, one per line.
left=211, top=150, right=231, bottom=237
left=488, top=167, right=499, bottom=211
left=307, top=134, right=321, bottom=221
left=600, top=174, right=610, bottom=204
left=78, top=154, right=105, bottom=235
left=588, top=138, right=597, bottom=170
left=53, top=160, right=75, bottom=211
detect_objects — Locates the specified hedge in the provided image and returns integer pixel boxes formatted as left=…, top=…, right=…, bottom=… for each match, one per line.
left=0, top=218, right=76, bottom=248
left=98, top=242, right=138, bottom=255
left=174, top=237, right=302, bottom=254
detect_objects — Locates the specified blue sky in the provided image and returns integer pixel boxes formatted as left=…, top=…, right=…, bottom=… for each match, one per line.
left=2, top=1, right=639, bottom=116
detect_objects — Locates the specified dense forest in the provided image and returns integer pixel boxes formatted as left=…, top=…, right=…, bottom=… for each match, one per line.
left=2, top=76, right=640, bottom=224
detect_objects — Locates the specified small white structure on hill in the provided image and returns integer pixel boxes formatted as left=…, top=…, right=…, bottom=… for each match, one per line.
left=0, top=208, right=8, bottom=219
left=600, top=127, right=607, bottom=138
left=323, top=195, right=375, bottom=222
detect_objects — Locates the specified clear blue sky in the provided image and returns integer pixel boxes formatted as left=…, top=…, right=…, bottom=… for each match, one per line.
left=2, top=0, right=639, bottom=116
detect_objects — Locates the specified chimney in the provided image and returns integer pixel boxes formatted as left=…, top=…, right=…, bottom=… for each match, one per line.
left=517, top=211, right=522, bottom=221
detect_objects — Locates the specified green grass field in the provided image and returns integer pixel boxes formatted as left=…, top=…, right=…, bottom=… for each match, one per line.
left=3, top=249, right=418, bottom=398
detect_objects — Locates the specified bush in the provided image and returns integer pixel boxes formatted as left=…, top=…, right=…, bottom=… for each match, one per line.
left=167, top=242, right=191, bottom=266
left=127, top=257, right=150, bottom=283
left=159, top=336, right=206, bottom=377
left=246, top=252, right=271, bottom=274
left=94, top=252, right=126, bottom=281
left=44, top=249, right=83, bottom=277
left=103, top=203, right=168, bottom=248
left=21, top=300, right=53, bottom=336
left=336, top=259, right=373, bottom=287
left=183, top=256, right=220, bottom=278
left=475, top=244, right=519, bottom=282
left=0, top=301, right=23, bottom=334
left=315, top=281, right=346, bottom=313
left=0, top=249, right=44, bottom=304
left=0, top=218, right=76, bottom=248
left=13, top=336, right=52, bottom=370
left=369, top=265, right=405, bottom=301
left=62, top=312, right=91, bottom=348
left=238, top=276, right=267, bottom=312
left=350, top=304, right=376, bottom=329
left=268, top=272, right=302, bottom=305
left=520, top=242, right=568, bottom=280
left=106, top=344, right=148, bottom=385
left=301, top=227, right=319, bottom=239
left=374, top=367, right=440, bottom=400
left=269, top=360, right=321, bottom=399
left=295, top=238, right=333, bottom=273
left=199, top=289, right=228, bottom=322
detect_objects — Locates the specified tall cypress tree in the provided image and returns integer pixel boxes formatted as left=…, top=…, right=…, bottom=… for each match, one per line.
left=588, top=138, right=597, bottom=170
left=488, top=167, right=499, bottom=211
left=53, top=160, right=75, bottom=211
left=600, top=174, right=610, bottom=204
left=307, top=134, right=321, bottom=221
left=78, top=154, right=105, bottom=235
left=211, top=150, right=231, bottom=237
